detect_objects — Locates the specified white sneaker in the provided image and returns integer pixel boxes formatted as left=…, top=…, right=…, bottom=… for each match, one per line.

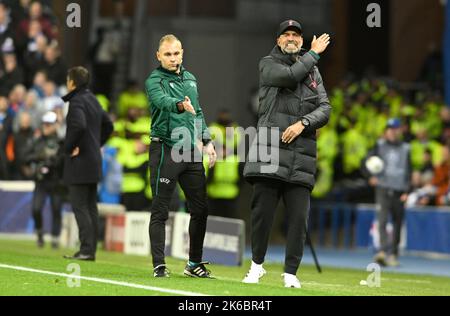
left=242, top=262, right=266, bottom=284
left=282, top=273, right=301, bottom=288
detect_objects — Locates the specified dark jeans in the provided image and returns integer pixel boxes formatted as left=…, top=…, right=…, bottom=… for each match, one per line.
left=69, top=184, right=99, bottom=256
left=250, top=179, right=311, bottom=275
left=149, top=142, right=208, bottom=268
left=32, top=181, right=63, bottom=237
left=376, top=187, right=405, bottom=256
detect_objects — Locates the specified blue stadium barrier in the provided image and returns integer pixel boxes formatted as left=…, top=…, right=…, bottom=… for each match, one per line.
left=312, top=202, right=450, bottom=255
left=313, top=202, right=355, bottom=248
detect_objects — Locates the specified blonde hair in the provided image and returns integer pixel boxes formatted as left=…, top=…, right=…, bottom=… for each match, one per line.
left=158, top=34, right=182, bottom=50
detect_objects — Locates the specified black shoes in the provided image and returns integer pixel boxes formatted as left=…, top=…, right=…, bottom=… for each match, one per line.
left=153, top=264, right=170, bottom=278
left=152, top=262, right=213, bottom=278
left=184, top=262, right=213, bottom=278
left=63, top=252, right=96, bottom=261
left=37, top=234, right=44, bottom=248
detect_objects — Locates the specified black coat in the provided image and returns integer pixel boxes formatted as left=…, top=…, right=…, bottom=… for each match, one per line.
left=244, top=47, right=332, bottom=190
left=62, top=88, right=113, bottom=185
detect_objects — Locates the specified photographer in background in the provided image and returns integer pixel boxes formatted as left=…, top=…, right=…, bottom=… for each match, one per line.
left=24, top=111, right=65, bottom=248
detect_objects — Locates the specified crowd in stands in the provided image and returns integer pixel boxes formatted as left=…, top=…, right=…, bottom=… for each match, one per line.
left=315, top=76, right=449, bottom=208
left=0, top=0, right=67, bottom=181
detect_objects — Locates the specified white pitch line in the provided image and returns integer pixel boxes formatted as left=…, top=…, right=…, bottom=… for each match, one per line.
left=381, top=277, right=432, bottom=284
left=0, top=263, right=209, bottom=296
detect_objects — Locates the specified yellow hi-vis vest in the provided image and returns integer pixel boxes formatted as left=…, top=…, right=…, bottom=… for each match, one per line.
left=206, top=155, right=240, bottom=200
left=117, top=139, right=148, bottom=194
left=209, top=123, right=242, bottom=150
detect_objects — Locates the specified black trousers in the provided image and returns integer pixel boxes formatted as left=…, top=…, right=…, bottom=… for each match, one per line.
left=376, top=187, right=405, bottom=256
left=250, top=179, right=311, bottom=275
left=208, top=198, right=238, bottom=219
left=32, top=180, right=63, bottom=237
left=149, top=142, right=208, bottom=268
left=121, top=192, right=148, bottom=211
left=69, top=184, right=99, bottom=256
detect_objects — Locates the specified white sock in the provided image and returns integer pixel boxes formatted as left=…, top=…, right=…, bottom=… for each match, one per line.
left=283, top=273, right=297, bottom=279
left=251, top=261, right=263, bottom=270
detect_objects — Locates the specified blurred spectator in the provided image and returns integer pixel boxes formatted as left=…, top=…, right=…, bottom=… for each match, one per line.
left=410, top=127, right=442, bottom=171
left=13, top=90, right=42, bottom=132
left=18, top=0, right=55, bottom=43
left=0, top=94, right=13, bottom=179
left=406, top=149, right=435, bottom=208
left=431, top=146, right=450, bottom=206
left=401, top=117, right=415, bottom=143
left=12, top=111, right=34, bottom=179
left=30, top=69, right=47, bottom=98
left=118, top=107, right=149, bottom=211
left=89, top=26, right=121, bottom=98
left=0, top=2, right=15, bottom=56
left=8, top=84, right=26, bottom=113
left=117, top=80, right=148, bottom=118
left=25, top=20, right=45, bottom=50
left=0, top=53, right=25, bottom=95
left=42, top=42, right=67, bottom=87
left=23, top=30, right=47, bottom=86
left=8, top=0, right=31, bottom=31
left=41, top=80, right=63, bottom=112
left=206, top=144, right=242, bottom=218
left=53, top=104, right=66, bottom=139
left=418, top=42, right=443, bottom=93
left=209, top=109, right=242, bottom=155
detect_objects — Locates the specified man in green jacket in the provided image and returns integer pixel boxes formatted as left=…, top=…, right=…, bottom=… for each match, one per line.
left=145, top=34, right=217, bottom=278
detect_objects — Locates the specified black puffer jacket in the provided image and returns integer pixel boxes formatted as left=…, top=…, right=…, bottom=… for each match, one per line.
left=244, top=46, right=331, bottom=190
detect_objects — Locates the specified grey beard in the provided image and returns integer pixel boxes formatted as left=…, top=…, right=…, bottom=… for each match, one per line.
left=281, top=46, right=301, bottom=55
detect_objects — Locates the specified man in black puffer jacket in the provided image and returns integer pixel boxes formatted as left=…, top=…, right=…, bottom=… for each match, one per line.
left=243, top=20, right=331, bottom=288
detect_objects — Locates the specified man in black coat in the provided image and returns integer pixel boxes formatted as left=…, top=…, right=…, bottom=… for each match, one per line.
left=243, top=20, right=331, bottom=288
left=62, top=66, right=113, bottom=261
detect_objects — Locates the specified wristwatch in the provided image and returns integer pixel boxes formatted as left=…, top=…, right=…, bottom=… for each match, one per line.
left=301, top=118, right=310, bottom=127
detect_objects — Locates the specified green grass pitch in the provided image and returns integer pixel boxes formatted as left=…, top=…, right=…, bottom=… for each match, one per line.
left=0, top=240, right=449, bottom=296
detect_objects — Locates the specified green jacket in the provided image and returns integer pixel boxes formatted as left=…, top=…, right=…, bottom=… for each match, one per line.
left=145, top=66, right=211, bottom=148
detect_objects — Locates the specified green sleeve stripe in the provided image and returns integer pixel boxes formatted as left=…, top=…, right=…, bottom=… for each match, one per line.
left=155, top=144, right=165, bottom=196
left=309, top=50, right=320, bottom=61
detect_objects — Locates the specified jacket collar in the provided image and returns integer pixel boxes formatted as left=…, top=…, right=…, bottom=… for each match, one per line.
left=270, top=46, right=308, bottom=66
left=158, top=65, right=186, bottom=77
left=62, top=86, right=88, bottom=102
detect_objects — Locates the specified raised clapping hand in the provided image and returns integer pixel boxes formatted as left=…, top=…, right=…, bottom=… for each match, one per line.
left=311, top=33, right=331, bottom=55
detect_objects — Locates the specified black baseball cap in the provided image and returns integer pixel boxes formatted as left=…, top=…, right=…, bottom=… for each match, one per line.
left=278, top=19, right=303, bottom=37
